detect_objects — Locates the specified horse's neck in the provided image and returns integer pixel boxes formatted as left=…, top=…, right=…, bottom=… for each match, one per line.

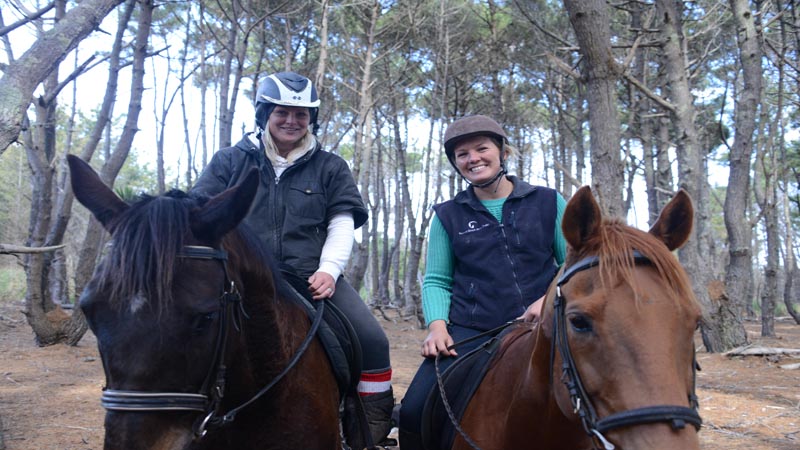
left=239, top=271, right=309, bottom=368
left=530, top=323, right=594, bottom=446
left=526, top=325, right=554, bottom=402
left=514, top=325, right=580, bottom=422
left=485, top=326, right=551, bottom=408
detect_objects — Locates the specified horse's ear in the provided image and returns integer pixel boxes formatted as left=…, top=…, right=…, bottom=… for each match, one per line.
left=191, top=169, right=260, bottom=241
left=561, top=186, right=602, bottom=251
left=67, top=155, right=128, bottom=230
left=648, top=189, right=694, bottom=251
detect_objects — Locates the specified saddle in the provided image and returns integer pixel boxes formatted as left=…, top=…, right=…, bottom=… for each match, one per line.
left=279, top=267, right=362, bottom=397
left=282, top=267, right=394, bottom=449
left=421, top=325, right=529, bottom=450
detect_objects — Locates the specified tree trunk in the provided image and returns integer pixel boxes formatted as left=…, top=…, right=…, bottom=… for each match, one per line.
left=20, top=1, right=77, bottom=346
left=785, top=266, right=800, bottom=324
left=0, top=0, right=126, bottom=153
left=774, top=0, right=800, bottom=326
left=656, top=0, right=746, bottom=352
left=35, top=0, right=136, bottom=346
left=74, top=0, right=154, bottom=312
left=345, top=1, right=380, bottom=296
left=724, top=0, right=762, bottom=328
left=180, top=12, right=195, bottom=188
left=562, top=0, right=624, bottom=217
left=655, top=116, right=674, bottom=210
left=376, top=140, right=395, bottom=307
left=761, top=195, right=779, bottom=336
left=783, top=190, right=800, bottom=324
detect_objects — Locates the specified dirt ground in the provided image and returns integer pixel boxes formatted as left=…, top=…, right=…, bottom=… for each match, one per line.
left=1, top=299, right=798, bottom=450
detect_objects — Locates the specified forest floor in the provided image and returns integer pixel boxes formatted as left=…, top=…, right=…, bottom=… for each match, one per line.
left=0, top=298, right=798, bottom=450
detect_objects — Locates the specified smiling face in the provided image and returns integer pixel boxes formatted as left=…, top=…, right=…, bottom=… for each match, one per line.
left=452, top=135, right=505, bottom=185
left=268, top=105, right=310, bottom=155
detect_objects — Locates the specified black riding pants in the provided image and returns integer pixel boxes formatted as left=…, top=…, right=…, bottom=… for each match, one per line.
left=330, top=277, right=391, bottom=372
left=398, top=324, right=488, bottom=448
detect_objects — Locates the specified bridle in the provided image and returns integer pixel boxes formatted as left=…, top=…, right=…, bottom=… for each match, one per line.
left=99, top=245, right=326, bottom=439
left=552, top=251, right=702, bottom=450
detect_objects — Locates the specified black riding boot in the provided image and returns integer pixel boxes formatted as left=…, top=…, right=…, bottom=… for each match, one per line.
left=362, top=388, right=397, bottom=446
left=343, top=389, right=397, bottom=448
left=398, top=429, right=424, bottom=450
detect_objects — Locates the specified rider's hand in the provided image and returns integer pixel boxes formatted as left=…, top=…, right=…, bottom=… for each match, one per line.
left=421, top=320, right=457, bottom=358
left=519, top=295, right=545, bottom=323
left=308, top=271, right=336, bottom=301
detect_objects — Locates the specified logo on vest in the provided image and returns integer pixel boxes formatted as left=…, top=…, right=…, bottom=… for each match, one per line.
left=458, top=220, right=490, bottom=235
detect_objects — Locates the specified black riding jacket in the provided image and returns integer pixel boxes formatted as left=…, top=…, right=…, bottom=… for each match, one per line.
left=192, top=134, right=368, bottom=279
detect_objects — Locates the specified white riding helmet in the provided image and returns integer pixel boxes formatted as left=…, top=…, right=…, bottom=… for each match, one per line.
left=255, top=72, right=320, bottom=133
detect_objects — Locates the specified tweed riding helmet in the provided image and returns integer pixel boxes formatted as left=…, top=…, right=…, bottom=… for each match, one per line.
left=442, top=115, right=509, bottom=186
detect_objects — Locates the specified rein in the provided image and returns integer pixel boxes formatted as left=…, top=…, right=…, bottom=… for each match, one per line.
left=552, top=251, right=702, bottom=450
left=99, top=245, right=326, bottom=440
left=434, top=320, right=521, bottom=450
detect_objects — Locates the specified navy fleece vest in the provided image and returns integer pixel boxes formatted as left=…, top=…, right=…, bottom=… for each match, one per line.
left=433, top=177, right=558, bottom=331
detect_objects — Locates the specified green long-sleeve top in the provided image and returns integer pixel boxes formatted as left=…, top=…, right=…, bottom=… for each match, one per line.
left=422, top=194, right=567, bottom=327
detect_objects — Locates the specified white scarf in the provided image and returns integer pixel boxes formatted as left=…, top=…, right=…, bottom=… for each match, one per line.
left=262, top=126, right=316, bottom=175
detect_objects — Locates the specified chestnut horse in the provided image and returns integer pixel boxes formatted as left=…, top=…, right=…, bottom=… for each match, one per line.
left=68, top=155, right=342, bottom=450
left=452, top=186, right=702, bottom=450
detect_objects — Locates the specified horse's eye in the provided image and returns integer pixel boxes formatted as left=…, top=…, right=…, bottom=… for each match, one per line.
left=192, top=312, right=217, bottom=333
left=568, top=314, right=593, bottom=333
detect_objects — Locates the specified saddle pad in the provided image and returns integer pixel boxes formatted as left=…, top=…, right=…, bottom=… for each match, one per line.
left=280, top=267, right=362, bottom=396
left=420, top=327, right=514, bottom=450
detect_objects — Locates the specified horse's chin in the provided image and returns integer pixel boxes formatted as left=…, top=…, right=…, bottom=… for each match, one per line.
left=148, top=428, right=195, bottom=450
left=103, top=422, right=195, bottom=450
left=607, top=424, right=700, bottom=450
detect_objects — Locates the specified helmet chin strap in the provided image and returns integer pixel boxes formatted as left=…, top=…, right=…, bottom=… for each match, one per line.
left=468, top=167, right=507, bottom=190
left=463, top=150, right=508, bottom=193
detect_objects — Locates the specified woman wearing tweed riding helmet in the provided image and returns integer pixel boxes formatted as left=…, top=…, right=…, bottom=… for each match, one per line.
left=397, top=115, right=567, bottom=449
left=192, top=71, right=395, bottom=446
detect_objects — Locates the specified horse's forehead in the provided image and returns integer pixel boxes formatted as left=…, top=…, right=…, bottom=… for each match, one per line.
left=567, top=263, right=696, bottom=314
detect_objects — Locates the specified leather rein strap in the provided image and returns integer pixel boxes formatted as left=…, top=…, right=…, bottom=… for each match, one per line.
left=552, top=251, right=702, bottom=450
left=99, top=245, right=326, bottom=440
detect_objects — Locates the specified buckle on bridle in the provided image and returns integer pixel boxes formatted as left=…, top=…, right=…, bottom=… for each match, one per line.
left=194, top=411, right=214, bottom=439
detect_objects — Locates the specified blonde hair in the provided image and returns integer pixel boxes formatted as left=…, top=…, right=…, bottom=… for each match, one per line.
left=503, top=143, right=519, bottom=161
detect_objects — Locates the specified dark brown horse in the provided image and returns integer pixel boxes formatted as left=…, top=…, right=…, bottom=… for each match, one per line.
left=68, top=156, right=341, bottom=450
left=453, top=186, right=702, bottom=450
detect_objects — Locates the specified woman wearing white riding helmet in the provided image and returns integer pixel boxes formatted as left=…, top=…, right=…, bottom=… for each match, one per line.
left=398, top=115, right=568, bottom=449
left=193, top=71, right=395, bottom=447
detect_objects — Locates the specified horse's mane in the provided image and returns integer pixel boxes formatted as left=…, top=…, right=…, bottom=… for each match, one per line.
left=220, top=223, right=298, bottom=305
left=565, top=217, right=697, bottom=309
left=100, top=190, right=295, bottom=311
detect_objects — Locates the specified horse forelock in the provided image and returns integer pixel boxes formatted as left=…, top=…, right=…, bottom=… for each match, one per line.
left=100, top=190, right=196, bottom=311
left=569, top=218, right=697, bottom=310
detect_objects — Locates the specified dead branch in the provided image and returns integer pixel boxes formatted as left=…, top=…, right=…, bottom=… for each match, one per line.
left=0, top=1, right=56, bottom=37
left=0, top=243, right=65, bottom=255
left=724, top=345, right=800, bottom=357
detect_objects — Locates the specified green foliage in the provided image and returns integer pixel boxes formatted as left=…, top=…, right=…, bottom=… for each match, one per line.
left=707, top=185, right=728, bottom=249
left=337, top=142, right=355, bottom=162
left=0, top=263, right=25, bottom=303
left=115, top=150, right=159, bottom=195
left=0, top=144, right=32, bottom=247
left=750, top=297, right=788, bottom=317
